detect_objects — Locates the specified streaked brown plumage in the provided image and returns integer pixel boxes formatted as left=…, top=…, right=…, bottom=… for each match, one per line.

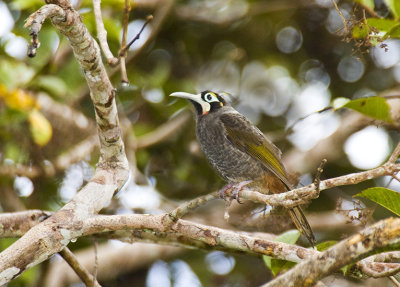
left=170, top=90, right=315, bottom=246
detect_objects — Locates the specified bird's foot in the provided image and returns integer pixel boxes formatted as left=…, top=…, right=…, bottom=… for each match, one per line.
left=218, top=180, right=252, bottom=204
left=218, top=183, right=234, bottom=200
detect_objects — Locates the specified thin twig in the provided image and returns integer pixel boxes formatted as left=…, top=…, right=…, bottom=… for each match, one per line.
left=331, top=0, right=348, bottom=35
left=93, top=239, right=98, bottom=287
left=390, top=276, right=400, bottom=287
left=358, top=4, right=379, bottom=18
left=313, top=158, right=327, bottom=195
left=118, top=15, right=153, bottom=57
left=119, top=0, right=131, bottom=84
left=286, top=107, right=332, bottom=134
left=166, top=192, right=219, bottom=224
left=59, top=248, right=102, bottom=287
left=389, top=141, right=400, bottom=163
left=392, top=173, right=400, bottom=183
left=92, top=0, right=119, bottom=66
left=119, top=52, right=129, bottom=85
left=72, top=0, right=174, bottom=106
left=120, top=0, right=130, bottom=50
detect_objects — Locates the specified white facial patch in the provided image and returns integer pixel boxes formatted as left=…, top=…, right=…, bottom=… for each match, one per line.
left=201, top=102, right=211, bottom=114
left=201, top=92, right=220, bottom=114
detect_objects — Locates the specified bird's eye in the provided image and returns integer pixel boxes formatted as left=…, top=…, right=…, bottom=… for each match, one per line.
left=205, top=93, right=215, bottom=102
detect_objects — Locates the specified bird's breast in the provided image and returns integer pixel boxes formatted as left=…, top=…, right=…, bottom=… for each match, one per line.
left=196, top=117, right=265, bottom=183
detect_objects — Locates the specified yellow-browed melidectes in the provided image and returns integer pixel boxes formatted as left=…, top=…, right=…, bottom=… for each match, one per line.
left=170, top=90, right=315, bottom=246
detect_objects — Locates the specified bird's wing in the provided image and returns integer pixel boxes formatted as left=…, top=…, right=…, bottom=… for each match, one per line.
left=220, top=112, right=292, bottom=189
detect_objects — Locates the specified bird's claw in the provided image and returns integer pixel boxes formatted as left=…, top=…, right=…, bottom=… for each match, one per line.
left=218, top=183, right=233, bottom=200
left=218, top=180, right=252, bottom=204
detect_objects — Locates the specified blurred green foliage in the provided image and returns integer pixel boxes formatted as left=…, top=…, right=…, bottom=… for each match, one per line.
left=355, top=187, right=400, bottom=216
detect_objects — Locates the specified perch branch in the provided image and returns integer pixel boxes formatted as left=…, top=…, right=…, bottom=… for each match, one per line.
left=238, top=159, right=399, bottom=208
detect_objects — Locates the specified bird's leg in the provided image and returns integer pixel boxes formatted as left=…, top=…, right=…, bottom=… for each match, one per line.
left=218, top=180, right=252, bottom=204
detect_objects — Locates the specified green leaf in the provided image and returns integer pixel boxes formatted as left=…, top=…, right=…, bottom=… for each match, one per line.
left=383, top=0, right=400, bottom=19
left=263, top=256, right=296, bottom=276
left=352, top=18, right=400, bottom=41
left=274, top=230, right=301, bottom=244
left=352, top=24, right=369, bottom=39
left=387, top=24, right=400, bottom=38
left=367, top=18, right=398, bottom=32
left=263, top=230, right=300, bottom=276
left=343, top=97, right=393, bottom=123
left=28, top=109, right=53, bottom=146
left=354, top=187, right=400, bottom=216
left=341, top=265, right=349, bottom=276
left=315, top=241, right=337, bottom=252
left=355, top=0, right=375, bottom=10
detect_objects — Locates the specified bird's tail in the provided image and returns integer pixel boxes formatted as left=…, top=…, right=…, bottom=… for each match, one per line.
left=288, top=206, right=316, bottom=246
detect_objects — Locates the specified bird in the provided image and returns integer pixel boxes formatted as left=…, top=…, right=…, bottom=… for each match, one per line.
left=170, top=90, right=316, bottom=246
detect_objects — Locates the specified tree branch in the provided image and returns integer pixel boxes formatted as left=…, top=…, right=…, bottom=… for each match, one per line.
left=262, top=217, right=400, bottom=287
left=237, top=160, right=399, bottom=208
left=0, top=2, right=129, bottom=284
left=59, top=248, right=101, bottom=287
left=92, top=0, right=119, bottom=66
left=2, top=210, right=399, bottom=282
left=45, top=243, right=182, bottom=286
left=81, top=214, right=316, bottom=261
left=118, top=15, right=153, bottom=57
left=0, top=210, right=51, bottom=238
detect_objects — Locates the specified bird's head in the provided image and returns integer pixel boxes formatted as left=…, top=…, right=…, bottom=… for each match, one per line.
left=170, top=90, right=231, bottom=116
